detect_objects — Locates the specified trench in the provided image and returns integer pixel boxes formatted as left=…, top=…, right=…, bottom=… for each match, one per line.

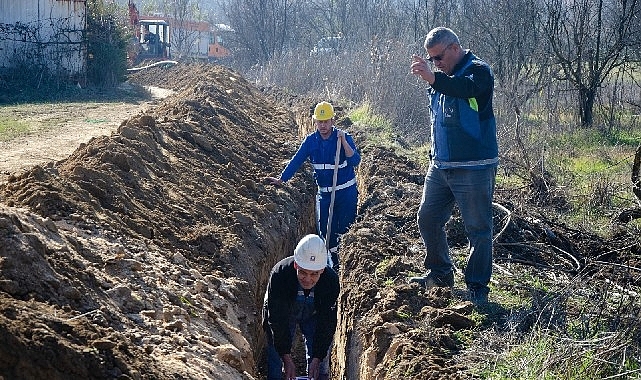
left=0, top=66, right=424, bottom=379
left=249, top=195, right=317, bottom=377
left=250, top=141, right=430, bottom=380
left=247, top=110, right=366, bottom=379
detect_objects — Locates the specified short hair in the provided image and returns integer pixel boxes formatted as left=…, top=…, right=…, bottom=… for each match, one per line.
left=423, top=27, right=460, bottom=49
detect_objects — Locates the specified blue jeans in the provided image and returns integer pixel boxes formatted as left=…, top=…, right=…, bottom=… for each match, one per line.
left=266, top=316, right=330, bottom=380
left=416, top=164, right=496, bottom=294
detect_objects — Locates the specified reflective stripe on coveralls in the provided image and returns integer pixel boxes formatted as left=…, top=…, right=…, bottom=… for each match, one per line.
left=312, top=160, right=348, bottom=170
left=318, top=177, right=356, bottom=193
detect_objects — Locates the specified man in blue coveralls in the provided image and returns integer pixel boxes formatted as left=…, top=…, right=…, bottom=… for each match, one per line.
left=266, top=101, right=360, bottom=270
left=263, top=234, right=340, bottom=380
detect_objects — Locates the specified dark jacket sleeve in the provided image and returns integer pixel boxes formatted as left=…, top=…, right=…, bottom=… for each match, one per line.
left=431, top=55, right=493, bottom=98
left=264, top=258, right=297, bottom=355
left=311, top=268, right=340, bottom=360
left=431, top=55, right=494, bottom=122
left=432, top=63, right=492, bottom=97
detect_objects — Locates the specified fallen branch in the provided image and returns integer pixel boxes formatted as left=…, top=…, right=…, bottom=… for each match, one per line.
left=66, top=309, right=100, bottom=322
left=492, top=201, right=512, bottom=242
left=548, top=244, right=582, bottom=272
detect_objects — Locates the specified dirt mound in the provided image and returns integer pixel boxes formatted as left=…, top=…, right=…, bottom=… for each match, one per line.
left=332, top=145, right=640, bottom=379
left=0, top=64, right=317, bottom=379
left=1, top=63, right=638, bottom=379
left=332, top=147, right=476, bottom=379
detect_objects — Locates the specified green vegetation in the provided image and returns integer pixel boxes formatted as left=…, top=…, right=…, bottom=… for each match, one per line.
left=375, top=257, right=391, bottom=276
left=0, top=116, right=29, bottom=140
left=471, top=271, right=641, bottom=379
left=349, top=103, right=433, bottom=168
left=396, top=310, right=412, bottom=319
left=349, top=103, right=396, bottom=148
left=500, top=127, right=641, bottom=233
left=86, top=0, right=130, bottom=87
left=453, top=329, right=474, bottom=346
left=479, top=329, right=640, bottom=380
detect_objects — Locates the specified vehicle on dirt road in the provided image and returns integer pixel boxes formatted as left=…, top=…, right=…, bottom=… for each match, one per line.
left=127, top=1, right=171, bottom=64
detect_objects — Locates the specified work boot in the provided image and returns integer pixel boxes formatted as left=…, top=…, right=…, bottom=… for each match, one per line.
left=409, top=270, right=454, bottom=289
left=468, top=288, right=489, bottom=306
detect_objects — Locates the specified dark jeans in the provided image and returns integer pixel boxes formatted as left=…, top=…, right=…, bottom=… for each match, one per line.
left=416, top=165, right=496, bottom=294
left=266, top=315, right=330, bottom=380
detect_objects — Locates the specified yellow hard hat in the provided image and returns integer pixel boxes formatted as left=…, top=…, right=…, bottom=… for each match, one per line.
left=312, top=101, right=335, bottom=121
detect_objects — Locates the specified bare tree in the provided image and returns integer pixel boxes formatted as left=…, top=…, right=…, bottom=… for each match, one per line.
left=168, top=0, right=201, bottom=59
left=542, top=0, right=640, bottom=127
left=460, top=0, right=551, bottom=176
left=219, top=0, right=296, bottom=67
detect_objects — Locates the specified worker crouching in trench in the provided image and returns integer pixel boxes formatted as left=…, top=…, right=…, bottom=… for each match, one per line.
left=262, top=234, right=340, bottom=380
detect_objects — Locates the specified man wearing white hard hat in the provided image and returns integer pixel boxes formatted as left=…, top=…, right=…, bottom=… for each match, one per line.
left=266, top=101, right=360, bottom=271
left=262, top=234, right=340, bottom=380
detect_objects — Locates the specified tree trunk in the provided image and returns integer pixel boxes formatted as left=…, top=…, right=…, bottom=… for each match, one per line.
left=618, top=143, right=641, bottom=223
left=579, top=85, right=596, bottom=128
left=633, top=143, right=641, bottom=203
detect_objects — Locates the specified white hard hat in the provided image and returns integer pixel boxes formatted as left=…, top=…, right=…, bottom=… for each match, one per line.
left=293, top=234, right=328, bottom=271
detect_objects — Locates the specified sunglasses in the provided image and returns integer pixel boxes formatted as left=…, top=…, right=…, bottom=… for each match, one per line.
left=427, top=44, right=451, bottom=63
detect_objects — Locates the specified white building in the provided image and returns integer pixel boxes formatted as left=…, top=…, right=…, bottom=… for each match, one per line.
left=0, top=0, right=86, bottom=78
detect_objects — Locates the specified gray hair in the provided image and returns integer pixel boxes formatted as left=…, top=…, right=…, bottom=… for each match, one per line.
left=423, top=27, right=460, bottom=49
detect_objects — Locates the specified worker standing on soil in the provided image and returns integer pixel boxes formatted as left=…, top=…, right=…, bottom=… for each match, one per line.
left=263, top=234, right=340, bottom=380
left=266, top=101, right=360, bottom=270
left=409, top=27, right=498, bottom=305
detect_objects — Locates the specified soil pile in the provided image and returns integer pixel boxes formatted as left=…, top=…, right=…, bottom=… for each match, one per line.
left=0, top=63, right=638, bottom=379
left=0, top=64, right=317, bottom=379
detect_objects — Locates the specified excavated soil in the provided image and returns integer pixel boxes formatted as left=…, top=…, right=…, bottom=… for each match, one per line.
left=0, top=63, right=639, bottom=380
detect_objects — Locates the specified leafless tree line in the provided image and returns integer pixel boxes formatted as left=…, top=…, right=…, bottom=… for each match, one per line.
left=214, top=0, right=640, bottom=144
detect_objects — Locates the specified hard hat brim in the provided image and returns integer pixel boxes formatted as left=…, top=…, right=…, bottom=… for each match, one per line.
left=296, top=262, right=327, bottom=271
left=312, top=115, right=333, bottom=121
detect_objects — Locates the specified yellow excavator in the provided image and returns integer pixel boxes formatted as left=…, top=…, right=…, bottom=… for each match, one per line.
left=127, top=1, right=171, bottom=64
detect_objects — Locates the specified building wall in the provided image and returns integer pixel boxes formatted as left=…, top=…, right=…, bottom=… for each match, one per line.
left=0, top=0, right=86, bottom=76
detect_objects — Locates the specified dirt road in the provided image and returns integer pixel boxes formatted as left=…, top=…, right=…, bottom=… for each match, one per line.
left=0, top=83, right=172, bottom=184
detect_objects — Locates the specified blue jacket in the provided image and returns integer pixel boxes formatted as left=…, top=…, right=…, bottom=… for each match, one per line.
left=280, top=128, right=360, bottom=190
left=428, top=51, right=498, bottom=168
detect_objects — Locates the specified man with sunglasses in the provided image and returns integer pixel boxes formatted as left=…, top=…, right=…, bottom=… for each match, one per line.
left=409, top=27, right=498, bottom=306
